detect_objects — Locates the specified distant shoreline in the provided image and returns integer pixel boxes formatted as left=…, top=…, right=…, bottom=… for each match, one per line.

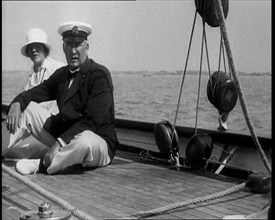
left=3, top=70, right=271, bottom=77
left=112, top=70, right=271, bottom=77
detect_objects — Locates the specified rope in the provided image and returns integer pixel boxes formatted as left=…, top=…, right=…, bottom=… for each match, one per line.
left=215, top=0, right=271, bottom=174
left=122, top=182, right=246, bottom=219
left=218, top=35, right=222, bottom=74
left=203, top=25, right=212, bottom=80
left=221, top=35, right=228, bottom=75
left=194, top=20, right=206, bottom=134
left=172, top=10, right=198, bottom=135
left=2, top=164, right=95, bottom=220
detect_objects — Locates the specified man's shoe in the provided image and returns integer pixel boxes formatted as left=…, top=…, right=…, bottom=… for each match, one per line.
left=15, top=159, right=40, bottom=175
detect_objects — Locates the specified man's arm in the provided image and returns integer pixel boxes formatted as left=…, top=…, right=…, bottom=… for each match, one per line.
left=6, top=102, right=21, bottom=134
left=10, top=68, right=64, bottom=113
left=7, top=68, right=64, bottom=133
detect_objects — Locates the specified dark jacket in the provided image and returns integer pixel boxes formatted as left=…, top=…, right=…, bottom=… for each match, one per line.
left=12, top=58, right=118, bottom=159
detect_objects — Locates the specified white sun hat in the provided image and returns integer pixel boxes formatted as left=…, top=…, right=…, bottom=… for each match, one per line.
left=21, top=28, right=51, bottom=57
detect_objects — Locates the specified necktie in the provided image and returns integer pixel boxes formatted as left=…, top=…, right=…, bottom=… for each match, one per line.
left=68, top=68, right=79, bottom=88
left=69, top=68, right=79, bottom=79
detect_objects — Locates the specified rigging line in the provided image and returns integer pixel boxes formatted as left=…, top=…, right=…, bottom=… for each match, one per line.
left=201, top=0, right=213, bottom=86
left=172, top=10, right=198, bottom=135
left=216, top=35, right=223, bottom=97
left=194, top=19, right=206, bottom=134
left=202, top=0, right=212, bottom=82
left=218, top=34, right=222, bottom=73
left=222, top=29, right=233, bottom=78
left=203, top=25, right=212, bottom=82
left=215, top=35, right=223, bottom=95
left=221, top=35, right=228, bottom=75
left=122, top=182, right=247, bottom=219
left=215, top=0, right=271, bottom=173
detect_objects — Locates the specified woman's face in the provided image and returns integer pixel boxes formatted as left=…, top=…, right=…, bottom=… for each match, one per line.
left=27, top=43, right=46, bottom=66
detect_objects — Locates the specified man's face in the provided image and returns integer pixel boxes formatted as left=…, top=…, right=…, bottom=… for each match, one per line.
left=27, top=43, right=46, bottom=66
left=63, top=39, right=89, bottom=70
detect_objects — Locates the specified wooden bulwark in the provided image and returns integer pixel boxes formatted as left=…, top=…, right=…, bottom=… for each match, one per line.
left=115, top=118, right=272, bottom=151
left=2, top=103, right=271, bottom=150
left=115, top=124, right=271, bottom=178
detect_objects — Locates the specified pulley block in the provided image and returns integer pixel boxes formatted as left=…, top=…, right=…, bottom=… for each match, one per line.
left=246, top=172, right=271, bottom=194
left=207, top=70, right=238, bottom=113
left=154, top=120, right=179, bottom=156
left=185, top=133, right=213, bottom=169
left=195, top=0, right=229, bottom=27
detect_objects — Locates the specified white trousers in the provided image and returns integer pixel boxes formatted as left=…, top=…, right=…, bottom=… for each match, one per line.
left=3, top=102, right=111, bottom=174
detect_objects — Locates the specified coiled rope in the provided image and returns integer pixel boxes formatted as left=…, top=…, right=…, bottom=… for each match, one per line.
left=2, top=163, right=95, bottom=220
left=215, top=0, right=271, bottom=174
left=122, top=182, right=246, bottom=219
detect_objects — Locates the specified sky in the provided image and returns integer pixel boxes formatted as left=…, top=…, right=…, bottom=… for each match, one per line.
left=2, top=0, right=271, bottom=73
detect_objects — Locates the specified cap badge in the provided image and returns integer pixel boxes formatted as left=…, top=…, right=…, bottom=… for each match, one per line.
left=71, top=26, right=79, bottom=36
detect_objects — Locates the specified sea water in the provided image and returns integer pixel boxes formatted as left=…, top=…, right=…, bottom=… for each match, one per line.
left=2, top=71, right=271, bottom=138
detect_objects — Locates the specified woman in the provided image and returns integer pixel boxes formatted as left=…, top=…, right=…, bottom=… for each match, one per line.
left=3, top=28, right=65, bottom=159
left=22, top=28, right=65, bottom=114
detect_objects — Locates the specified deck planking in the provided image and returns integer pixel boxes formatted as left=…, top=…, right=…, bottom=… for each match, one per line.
left=2, top=122, right=271, bottom=219
left=2, top=150, right=270, bottom=219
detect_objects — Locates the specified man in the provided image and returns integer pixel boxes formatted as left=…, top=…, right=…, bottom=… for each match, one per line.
left=6, top=21, right=118, bottom=175
left=3, top=28, right=64, bottom=159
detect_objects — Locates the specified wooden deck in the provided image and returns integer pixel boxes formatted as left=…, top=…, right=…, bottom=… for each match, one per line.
left=2, top=121, right=271, bottom=219
left=2, top=152, right=271, bottom=219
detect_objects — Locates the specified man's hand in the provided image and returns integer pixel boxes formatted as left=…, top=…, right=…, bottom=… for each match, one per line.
left=6, top=102, right=22, bottom=134
left=43, top=141, right=61, bottom=168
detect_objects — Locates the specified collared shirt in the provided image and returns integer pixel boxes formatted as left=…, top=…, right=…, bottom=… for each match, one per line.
left=25, top=57, right=65, bottom=90
left=24, top=57, right=65, bottom=115
left=68, top=68, right=80, bottom=89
